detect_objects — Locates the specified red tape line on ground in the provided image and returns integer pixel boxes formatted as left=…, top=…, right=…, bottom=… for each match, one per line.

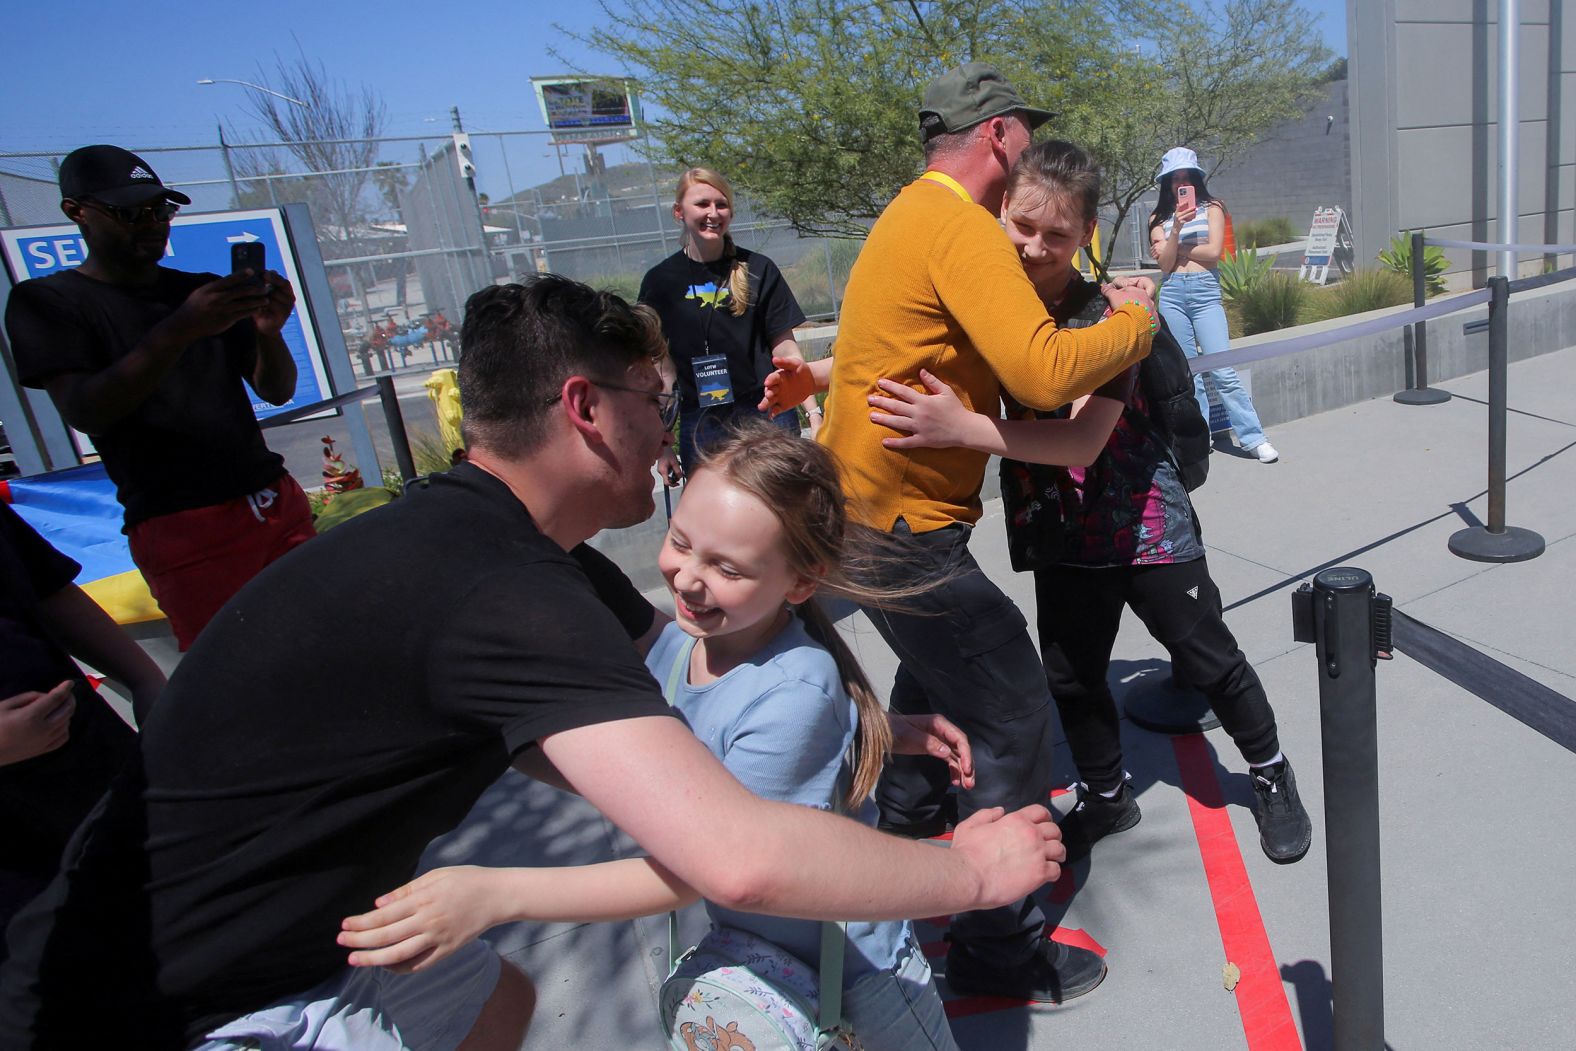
left=1172, top=733, right=1301, bottom=1051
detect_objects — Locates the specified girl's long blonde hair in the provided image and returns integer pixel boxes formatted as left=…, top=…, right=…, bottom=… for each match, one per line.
left=693, top=421, right=913, bottom=809
left=675, top=167, right=750, bottom=318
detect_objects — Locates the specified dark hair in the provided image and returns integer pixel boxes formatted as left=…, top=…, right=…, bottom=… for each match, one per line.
left=457, top=275, right=667, bottom=456
left=1148, top=168, right=1218, bottom=233
left=1005, top=139, right=1102, bottom=226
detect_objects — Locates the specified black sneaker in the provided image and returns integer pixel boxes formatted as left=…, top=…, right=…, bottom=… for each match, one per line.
left=877, top=793, right=957, bottom=840
left=1058, top=778, right=1142, bottom=861
left=945, top=936, right=1107, bottom=1003
left=1251, top=759, right=1313, bottom=864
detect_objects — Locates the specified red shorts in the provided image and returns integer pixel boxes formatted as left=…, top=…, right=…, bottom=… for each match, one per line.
left=127, top=474, right=316, bottom=650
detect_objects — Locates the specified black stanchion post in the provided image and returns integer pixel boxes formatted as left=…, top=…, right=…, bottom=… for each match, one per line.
left=376, top=374, right=419, bottom=487
left=1447, top=276, right=1545, bottom=562
left=1293, top=568, right=1389, bottom=1050
left=1395, top=231, right=1450, bottom=405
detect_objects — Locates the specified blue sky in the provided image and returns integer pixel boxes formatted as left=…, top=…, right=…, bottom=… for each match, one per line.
left=1, top=0, right=1348, bottom=205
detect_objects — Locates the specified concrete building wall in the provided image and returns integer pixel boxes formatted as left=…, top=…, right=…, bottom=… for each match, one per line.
left=1208, top=80, right=1353, bottom=229
left=1351, top=0, right=1574, bottom=281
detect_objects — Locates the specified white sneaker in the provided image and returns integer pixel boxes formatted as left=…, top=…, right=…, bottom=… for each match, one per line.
left=1253, top=441, right=1279, bottom=463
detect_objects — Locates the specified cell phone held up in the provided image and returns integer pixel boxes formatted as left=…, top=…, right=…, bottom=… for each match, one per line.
left=230, top=242, right=267, bottom=290
left=1175, top=184, right=1196, bottom=215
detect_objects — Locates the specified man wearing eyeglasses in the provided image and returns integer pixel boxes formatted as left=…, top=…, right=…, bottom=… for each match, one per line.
left=5, top=144, right=315, bottom=654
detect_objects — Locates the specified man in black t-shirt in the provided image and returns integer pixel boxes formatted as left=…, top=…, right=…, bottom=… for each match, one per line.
left=0, top=276, right=1070, bottom=1051
left=5, top=145, right=315, bottom=652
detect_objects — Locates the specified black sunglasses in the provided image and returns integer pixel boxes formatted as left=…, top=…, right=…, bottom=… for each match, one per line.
left=547, top=381, right=679, bottom=428
left=77, top=198, right=180, bottom=225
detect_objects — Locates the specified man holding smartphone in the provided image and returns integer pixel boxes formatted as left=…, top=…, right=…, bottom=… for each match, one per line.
left=5, top=145, right=315, bottom=653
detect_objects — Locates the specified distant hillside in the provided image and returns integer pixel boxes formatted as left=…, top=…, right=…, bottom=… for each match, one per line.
left=502, top=162, right=682, bottom=207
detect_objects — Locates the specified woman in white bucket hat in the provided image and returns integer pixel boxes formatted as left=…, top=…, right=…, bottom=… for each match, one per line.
left=1148, top=147, right=1278, bottom=463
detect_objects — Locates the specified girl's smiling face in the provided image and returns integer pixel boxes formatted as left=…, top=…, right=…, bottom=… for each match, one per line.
left=1000, top=187, right=1097, bottom=298
left=659, top=468, right=817, bottom=662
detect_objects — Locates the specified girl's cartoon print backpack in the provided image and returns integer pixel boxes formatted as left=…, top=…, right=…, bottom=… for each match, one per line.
left=660, top=923, right=856, bottom=1050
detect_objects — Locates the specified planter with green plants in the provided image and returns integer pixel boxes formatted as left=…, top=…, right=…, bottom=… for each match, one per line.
left=1378, top=232, right=1448, bottom=297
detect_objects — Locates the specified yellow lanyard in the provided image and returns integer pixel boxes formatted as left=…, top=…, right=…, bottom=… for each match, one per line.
left=919, top=171, right=973, bottom=204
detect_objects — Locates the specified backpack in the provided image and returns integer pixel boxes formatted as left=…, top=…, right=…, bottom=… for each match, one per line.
left=1136, top=319, right=1211, bottom=491
left=660, top=923, right=855, bottom=1051
left=998, top=279, right=1209, bottom=571
left=654, top=639, right=857, bottom=1051
left=1057, top=278, right=1211, bottom=492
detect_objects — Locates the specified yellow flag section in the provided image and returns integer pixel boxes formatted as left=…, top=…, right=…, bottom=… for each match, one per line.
left=81, top=569, right=164, bottom=626
left=424, top=368, right=465, bottom=458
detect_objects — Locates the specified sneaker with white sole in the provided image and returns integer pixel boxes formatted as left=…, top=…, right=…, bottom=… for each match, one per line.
left=1252, top=441, right=1279, bottom=463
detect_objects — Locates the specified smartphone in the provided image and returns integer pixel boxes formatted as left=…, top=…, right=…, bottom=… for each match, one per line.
left=230, top=242, right=267, bottom=289
left=1175, top=184, right=1196, bottom=213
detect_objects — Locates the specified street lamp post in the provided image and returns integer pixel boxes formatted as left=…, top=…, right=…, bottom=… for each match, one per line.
left=196, top=78, right=309, bottom=108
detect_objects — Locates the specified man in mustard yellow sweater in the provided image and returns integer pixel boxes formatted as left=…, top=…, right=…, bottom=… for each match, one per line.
left=765, top=63, right=1156, bottom=1005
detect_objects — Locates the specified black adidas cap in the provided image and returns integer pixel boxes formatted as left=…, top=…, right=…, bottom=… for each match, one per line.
left=58, top=145, right=192, bottom=207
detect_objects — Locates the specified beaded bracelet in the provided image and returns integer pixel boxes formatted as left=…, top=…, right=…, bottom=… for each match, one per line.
left=1123, top=299, right=1160, bottom=335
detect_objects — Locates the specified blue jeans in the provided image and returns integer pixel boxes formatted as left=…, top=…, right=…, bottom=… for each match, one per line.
left=842, top=934, right=959, bottom=1051
left=677, top=401, right=799, bottom=474
left=1159, top=270, right=1268, bottom=450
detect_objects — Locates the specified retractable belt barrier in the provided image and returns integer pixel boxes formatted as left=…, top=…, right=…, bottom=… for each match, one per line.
left=1390, top=611, right=1576, bottom=755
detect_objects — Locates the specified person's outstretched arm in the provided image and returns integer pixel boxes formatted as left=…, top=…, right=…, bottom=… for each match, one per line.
left=759, top=355, right=833, bottom=418
left=868, top=368, right=1125, bottom=468
left=540, top=714, right=1064, bottom=924
left=340, top=857, right=698, bottom=972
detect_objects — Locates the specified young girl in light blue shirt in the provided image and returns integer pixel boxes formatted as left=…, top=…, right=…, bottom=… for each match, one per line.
left=342, top=422, right=970, bottom=1050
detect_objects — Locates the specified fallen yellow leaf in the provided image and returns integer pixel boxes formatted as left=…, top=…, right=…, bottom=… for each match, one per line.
left=1223, top=962, right=1241, bottom=992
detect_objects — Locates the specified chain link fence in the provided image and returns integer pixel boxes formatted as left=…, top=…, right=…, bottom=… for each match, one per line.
left=0, top=129, right=861, bottom=381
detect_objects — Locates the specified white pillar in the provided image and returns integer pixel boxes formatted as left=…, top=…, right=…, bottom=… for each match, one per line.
left=1499, top=0, right=1520, bottom=278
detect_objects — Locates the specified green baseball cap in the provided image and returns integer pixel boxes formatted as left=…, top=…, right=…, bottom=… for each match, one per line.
left=919, top=62, right=1055, bottom=143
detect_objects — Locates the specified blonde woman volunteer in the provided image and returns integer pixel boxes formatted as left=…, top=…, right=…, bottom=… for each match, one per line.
left=639, top=168, right=820, bottom=481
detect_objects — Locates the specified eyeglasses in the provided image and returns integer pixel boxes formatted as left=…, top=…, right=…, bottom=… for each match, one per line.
left=547, top=381, right=679, bottom=428
left=76, top=198, right=180, bottom=225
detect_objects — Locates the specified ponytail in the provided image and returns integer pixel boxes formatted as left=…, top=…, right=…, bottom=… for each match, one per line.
left=722, top=234, right=751, bottom=318
left=798, top=598, right=892, bottom=810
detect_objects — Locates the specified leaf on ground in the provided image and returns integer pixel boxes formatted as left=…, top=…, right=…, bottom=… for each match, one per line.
left=1223, top=962, right=1241, bottom=992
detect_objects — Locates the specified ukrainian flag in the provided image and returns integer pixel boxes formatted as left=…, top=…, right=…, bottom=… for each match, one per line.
left=0, top=463, right=163, bottom=626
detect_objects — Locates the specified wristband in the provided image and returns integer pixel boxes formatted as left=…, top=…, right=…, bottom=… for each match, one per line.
left=807, top=406, right=823, bottom=416
left=1123, top=299, right=1160, bottom=335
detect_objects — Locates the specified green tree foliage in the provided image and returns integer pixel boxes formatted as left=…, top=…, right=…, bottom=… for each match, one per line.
left=227, top=50, right=387, bottom=265
left=574, top=0, right=1329, bottom=246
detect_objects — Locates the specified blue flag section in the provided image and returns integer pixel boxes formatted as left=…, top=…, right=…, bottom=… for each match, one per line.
left=1, top=208, right=334, bottom=420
